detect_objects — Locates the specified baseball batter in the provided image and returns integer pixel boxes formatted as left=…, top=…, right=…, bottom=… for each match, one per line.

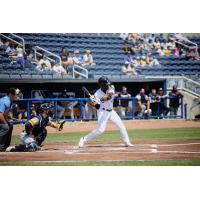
left=79, top=76, right=133, bottom=147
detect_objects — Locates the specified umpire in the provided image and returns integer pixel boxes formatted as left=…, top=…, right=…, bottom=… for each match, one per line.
left=0, top=88, right=21, bottom=151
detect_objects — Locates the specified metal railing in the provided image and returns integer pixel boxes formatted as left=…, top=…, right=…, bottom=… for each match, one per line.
left=72, top=65, right=88, bottom=79
left=11, top=96, right=186, bottom=124
left=146, top=75, right=200, bottom=97
left=34, top=46, right=61, bottom=65
left=171, top=36, right=198, bottom=54
left=0, top=33, right=25, bottom=52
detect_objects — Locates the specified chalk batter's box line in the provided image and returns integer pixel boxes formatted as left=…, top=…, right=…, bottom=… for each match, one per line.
left=41, top=143, right=200, bottom=151
left=47, top=142, right=200, bottom=152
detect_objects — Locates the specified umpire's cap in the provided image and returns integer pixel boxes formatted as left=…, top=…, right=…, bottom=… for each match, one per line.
left=7, top=88, right=21, bottom=96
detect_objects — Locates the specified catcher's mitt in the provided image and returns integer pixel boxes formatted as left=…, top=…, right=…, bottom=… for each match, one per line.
left=58, top=120, right=66, bottom=131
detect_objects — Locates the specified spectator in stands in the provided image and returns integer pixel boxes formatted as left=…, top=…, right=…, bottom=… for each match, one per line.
left=6, top=43, right=16, bottom=56
left=149, top=89, right=159, bottom=116
left=153, top=37, right=161, bottom=50
left=165, top=46, right=171, bottom=56
left=36, top=55, right=51, bottom=71
left=15, top=44, right=25, bottom=68
left=157, top=88, right=170, bottom=116
left=138, top=44, right=147, bottom=55
left=129, top=33, right=138, bottom=45
left=27, top=51, right=37, bottom=64
left=120, top=33, right=129, bottom=41
left=8, top=103, right=22, bottom=122
left=73, top=49, right=83, bottom=65
left=60, top=48, right=73, bottom=70
left=165, top=38, right=176, bottom=50
left=169, top=85, right=184, bottom=116
left=148, top=56, right=160, bottom=66
left=140, top=56, right=147, bottom=67
left=122, top=42, right=131, bottom=55
left=147, top=34, right=156, bottom=42
left=157, top=46, right=165, bottom=56
left=52, top=62, right=67, bottom=76
left=174, top=45, right=181, bottom=57
left=132, top=56, right=140, bottom=67
left=135, top=88, right=151, bottom=116
left=82, top=50, right=96, bottom=66
left=118, top=86, right=131, bottom=117
left=186, top=48, right=200, bottom=61
left=36, top=63, right=48, bottom=72
left=122, top=62, right=134, bottom=76
left=158, top=33, right=165, bottom=43
left=147, top=39, right=154, bottom=50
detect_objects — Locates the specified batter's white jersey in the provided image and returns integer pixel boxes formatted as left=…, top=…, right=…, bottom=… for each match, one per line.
left=94, top=85, right=115, bottom=110
left=83, top=85, right=131, bottom=144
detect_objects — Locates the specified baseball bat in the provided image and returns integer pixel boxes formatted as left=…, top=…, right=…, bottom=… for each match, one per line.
left=82, top=86, right=92, bottom=97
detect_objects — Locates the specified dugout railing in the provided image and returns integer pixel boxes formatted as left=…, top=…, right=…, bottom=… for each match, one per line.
left=11, top=96, right=187, bottom=124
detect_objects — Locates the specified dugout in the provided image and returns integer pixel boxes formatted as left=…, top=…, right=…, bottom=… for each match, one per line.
left=0, top=77, right=166, bottom=98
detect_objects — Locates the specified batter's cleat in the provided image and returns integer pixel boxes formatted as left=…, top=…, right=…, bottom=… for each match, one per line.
left=5, top=146, right=16, bottom=152
left=124, top=142, right=134, bottom=147
left=78, top=137, right=85, bottom=148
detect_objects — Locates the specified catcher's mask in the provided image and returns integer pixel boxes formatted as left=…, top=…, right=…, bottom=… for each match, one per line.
left=40, top=103, right=54, bottom=117
left=98, top=76, right=111, bottom=91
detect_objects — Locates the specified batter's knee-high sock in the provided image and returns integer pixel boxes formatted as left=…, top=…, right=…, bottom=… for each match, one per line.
left=84, top=129, right=103, bottom=142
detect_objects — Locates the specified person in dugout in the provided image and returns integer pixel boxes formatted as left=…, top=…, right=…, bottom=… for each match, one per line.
left=6, top=103, right=66, bottom=152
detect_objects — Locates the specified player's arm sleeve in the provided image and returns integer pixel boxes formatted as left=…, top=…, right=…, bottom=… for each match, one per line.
left=101, top=86, right=115, bottom=102
left=94, top=92, right=101, bottom=102
left=0, top=102, right=6, bottom=113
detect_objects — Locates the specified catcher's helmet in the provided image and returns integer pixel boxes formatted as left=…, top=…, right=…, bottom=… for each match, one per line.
left=40, top=103, right=54, bottom=117
left=98, top=76, right=111, bottom=90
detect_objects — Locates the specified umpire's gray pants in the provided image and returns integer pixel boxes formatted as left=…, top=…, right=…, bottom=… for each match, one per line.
left=0, top=124, right=9, bottom=137
left=0, top=124, right=10, bottom=150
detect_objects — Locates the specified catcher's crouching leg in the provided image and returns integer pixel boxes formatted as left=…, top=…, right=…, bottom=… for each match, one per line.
left=9, top=143, right=39, bottom=152
left=35, top=129, right=47, bottom=146
left=6, top=131, right=40, bottom=152
left=18, top=131, right=40, bottom=151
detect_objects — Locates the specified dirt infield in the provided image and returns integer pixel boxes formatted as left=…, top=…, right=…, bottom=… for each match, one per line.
left=12, top=119, right=200, bottom=135
left=1, top=120, right=199, bottom=164
left=1, top=140, right=200, bottom=163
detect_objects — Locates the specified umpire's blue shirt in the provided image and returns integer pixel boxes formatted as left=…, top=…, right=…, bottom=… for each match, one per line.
left=0, top=96, right=11, bottom=115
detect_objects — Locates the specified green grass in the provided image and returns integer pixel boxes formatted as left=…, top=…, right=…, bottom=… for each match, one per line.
left=1, top=159, right=200, bottom=166
left=11, top=127, right=200, bottom=145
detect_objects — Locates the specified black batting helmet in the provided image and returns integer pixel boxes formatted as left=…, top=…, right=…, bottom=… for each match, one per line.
left=98, top=76, right=111, bottom=90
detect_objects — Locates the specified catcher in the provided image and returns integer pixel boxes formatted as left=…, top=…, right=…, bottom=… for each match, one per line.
left=6, top=103, right=66, bottom=152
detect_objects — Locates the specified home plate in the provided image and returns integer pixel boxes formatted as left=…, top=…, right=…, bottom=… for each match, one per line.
left=151, top=149, right=158, bottom=153
left=64, top=146, right=80, bottom=154
left=150, top=144, right=157, bottom=148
